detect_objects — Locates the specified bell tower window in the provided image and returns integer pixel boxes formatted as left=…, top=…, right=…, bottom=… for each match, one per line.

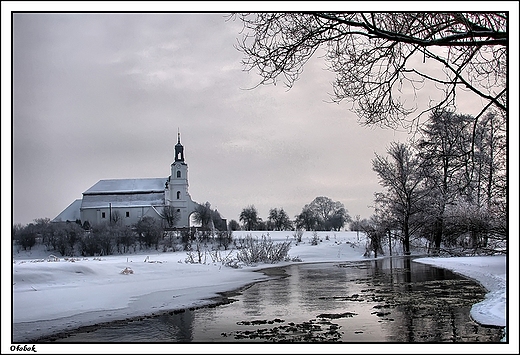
left=177, top=170, right=181, bottom=178
left=177, top=191, right=181, bottom=199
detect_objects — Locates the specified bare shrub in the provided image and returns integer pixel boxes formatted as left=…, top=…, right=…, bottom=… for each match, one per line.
left=310, top=231, right=320, bottom=246
left=293, top=229, right=304, bottom=244
left=235, top=234, right=291, bottom=265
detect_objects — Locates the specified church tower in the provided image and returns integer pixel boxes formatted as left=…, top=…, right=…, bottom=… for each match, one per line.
left=165, top=131, right=196, bottom=227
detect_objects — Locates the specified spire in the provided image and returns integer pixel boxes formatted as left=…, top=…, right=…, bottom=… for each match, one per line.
left=175, top=129, right=185, bottom=162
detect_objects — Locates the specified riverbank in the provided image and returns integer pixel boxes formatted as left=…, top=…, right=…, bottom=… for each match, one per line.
left=5, top=231, right=514, bottom=352
left=415, top=255, right=507, bottom=327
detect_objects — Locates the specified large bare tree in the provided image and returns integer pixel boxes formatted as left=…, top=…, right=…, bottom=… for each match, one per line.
left=372, top=142, right=428, bottom=254
left=233, top=13, right=507, bottom=129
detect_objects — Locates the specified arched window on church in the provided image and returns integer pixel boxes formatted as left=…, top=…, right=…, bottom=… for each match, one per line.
left=177, top=191, right=181, bottom=199
left=177, top=170, right=181, bottom=178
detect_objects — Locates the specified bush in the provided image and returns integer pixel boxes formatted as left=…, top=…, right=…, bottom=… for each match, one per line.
left=293, top=229, right=304, bottom=244
left=217, top=230, right=233, bottom=250
left=185, top=234, right=207, bottom=264
left=310, top=231, right=320, bottom=246
left=235, top=234, right=291, bottom=265
left=17, top=229, right=36, bottom=251
left=228, top=219, right=241, bottom=231
left=135, top=217, right=163, bottom=249
left=78, top=232, right=103, bottom=256
left=78, top=223, right=115, bottom=256
left=114, top=225, right=136, bottom=254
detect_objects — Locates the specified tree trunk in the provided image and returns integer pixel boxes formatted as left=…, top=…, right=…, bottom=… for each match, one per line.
left=433, top=217, right=443, bottom=254
left=403, top=217, right=411, bottom=255
left=388, top=230, right=392, bottom=256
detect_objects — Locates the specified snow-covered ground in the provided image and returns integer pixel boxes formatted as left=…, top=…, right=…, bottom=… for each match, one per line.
left=5, top=231, right=517, bottom=353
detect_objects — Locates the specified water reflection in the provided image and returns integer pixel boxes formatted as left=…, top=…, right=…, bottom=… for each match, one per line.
left=54, top=257, right=504, bottom=343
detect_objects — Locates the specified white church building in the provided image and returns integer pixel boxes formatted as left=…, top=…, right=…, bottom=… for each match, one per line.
left=53, top=133, right=200, bottom=228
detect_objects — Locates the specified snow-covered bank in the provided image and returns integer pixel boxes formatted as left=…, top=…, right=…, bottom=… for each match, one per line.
left=10, top=231, right=366, bottom=342
left=414, top=255, right=506, bottom=327
left=8, top=231, right=510, bottom=346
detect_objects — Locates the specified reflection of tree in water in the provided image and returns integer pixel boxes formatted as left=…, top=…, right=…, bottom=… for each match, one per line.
left=296, top=265, right=351, bottom=314
left=238, top=278, right=292, bottom=318
left=158, top=309, right=195, bottom=342
left=48, top=309, right=197, bottom=343
left=362, top=257, right=503, bottom=342
left=240, top=283, right=264, bottom=317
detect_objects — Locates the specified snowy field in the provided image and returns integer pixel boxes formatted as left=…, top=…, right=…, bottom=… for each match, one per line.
left=6, top=231, right=517, bottom=354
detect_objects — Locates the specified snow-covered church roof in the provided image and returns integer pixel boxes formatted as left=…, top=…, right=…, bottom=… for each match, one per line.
left=83, top=178, right=167, bottom=194
left=80, top=178, right=167, bottom=209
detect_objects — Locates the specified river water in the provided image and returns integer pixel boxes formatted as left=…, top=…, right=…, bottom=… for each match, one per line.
left=49, top=257, right=504, bottom=343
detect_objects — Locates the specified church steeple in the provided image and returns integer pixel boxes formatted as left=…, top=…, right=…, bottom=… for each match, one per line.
left=175, top=129, right=184, bottom=162
left=165, top=131, right=196, bottom=228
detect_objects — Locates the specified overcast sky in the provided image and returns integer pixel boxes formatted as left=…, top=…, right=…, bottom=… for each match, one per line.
left=5, top=8, right=517, bottom=226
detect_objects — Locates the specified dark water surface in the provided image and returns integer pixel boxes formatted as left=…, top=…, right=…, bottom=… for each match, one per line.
left=50, top=257, right=504, bottom=343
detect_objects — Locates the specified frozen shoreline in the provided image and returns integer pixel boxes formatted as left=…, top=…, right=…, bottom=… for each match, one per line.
left=8, top=232, right=509, bottom=345
left=414, top=255, right=506, bottom=327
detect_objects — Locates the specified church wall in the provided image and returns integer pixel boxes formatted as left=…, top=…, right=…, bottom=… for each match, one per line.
left=81, top=205, right=163, bottom=226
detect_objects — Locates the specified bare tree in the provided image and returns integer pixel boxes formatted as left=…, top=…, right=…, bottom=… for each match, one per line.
left=15, top=225, right=36, bottom=251
left=372, top=142, right=428, bottom=254
left=471, top=111, right=507, bottom=209
left=239, top=205, right=260, bottom=231
left=113, top=224, right=136, bottom=254
left=228, top=219, right=241, bottom=231
left=294, top=205, right=320, bottom=231
left=193, top=202, right=214, bottom=230
left=361, top=213, right=389, bottom=258
left=417, top=109, right=506, bottom=252
left=417, top=109, right=475, bottom=251
left=160, top=205, right=181, bottom=228
left=305, top=196, right=351, bottom=231
left=268, top=207, right=292, bottom=231
left=233, top=13, right=507, bottom=129
left=135, top=217, right=163, bottom=249
left=350, top=215, right=363, bottom=240
left=110, top=210, right=123, bottom=226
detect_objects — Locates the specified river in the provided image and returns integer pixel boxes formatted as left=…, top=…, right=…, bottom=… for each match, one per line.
left=45, top=257, right=505, bottom=343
